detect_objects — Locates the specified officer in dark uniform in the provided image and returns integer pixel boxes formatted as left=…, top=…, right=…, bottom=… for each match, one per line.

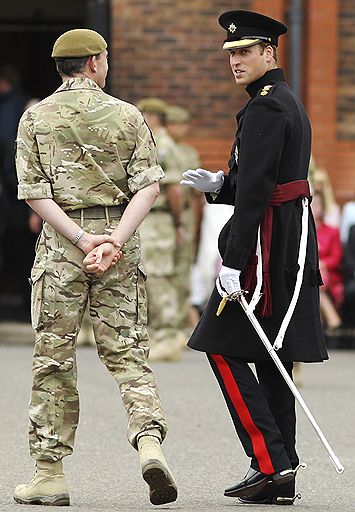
left=181, top=10, right=327, bottom=505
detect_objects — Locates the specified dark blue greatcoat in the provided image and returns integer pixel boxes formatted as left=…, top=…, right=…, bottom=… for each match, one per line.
left=188, top=68, right=327, bottom=363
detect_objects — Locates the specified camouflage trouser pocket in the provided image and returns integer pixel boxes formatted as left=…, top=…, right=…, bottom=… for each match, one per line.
left=137, top=264, right=148, bottom=325
left=29, top=267, right=45, bottom=330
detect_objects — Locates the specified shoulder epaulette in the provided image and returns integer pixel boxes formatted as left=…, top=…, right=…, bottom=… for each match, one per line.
left=259, top=84, right=273, bottom=96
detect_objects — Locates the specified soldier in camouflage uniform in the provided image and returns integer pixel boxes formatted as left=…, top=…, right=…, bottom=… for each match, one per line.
left=166, top=105, right=204, bottom=337
left=136, top=99, right=187, bottom=361
left=14, top=29, right=177, bottom=507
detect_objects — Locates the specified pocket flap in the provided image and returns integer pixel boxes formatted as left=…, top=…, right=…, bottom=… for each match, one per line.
left=138, top=263, right=147, bottom=281
left=29, top=267, right=45, bottom=285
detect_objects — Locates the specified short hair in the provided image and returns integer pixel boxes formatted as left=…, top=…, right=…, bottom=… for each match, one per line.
left=54, top=53, right=101, bottom=77
left=259, top=42, right=278, bottom=64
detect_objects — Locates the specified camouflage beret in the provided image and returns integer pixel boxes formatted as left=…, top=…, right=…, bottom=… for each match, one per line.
left=166, top=105, right=191, bottom=124
left=136, top=98, right=168, bottom=115
left=52, top=29, right=107, bottom=58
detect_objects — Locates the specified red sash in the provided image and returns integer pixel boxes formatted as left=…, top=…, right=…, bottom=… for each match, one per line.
left=243, top=180, right=311, bottom=318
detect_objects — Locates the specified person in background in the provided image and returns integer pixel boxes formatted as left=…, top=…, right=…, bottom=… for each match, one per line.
left=312, top=191, right=344, bottom=332
left=137, top=98, right=186, bottom=361
left=342, top=224, right=355, bottom=337
left=166, top=105, right=204, bottom=337
left=189, top=201, right=234, bottom=319
left=311, top=167, right=340, bottom=228
left=340, top=187, right=355, bottom=245
left=0, top=65, right=33, bottom=320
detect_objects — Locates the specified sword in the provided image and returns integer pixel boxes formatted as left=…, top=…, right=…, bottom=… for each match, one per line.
left=215, top=281, right=344, bottom=474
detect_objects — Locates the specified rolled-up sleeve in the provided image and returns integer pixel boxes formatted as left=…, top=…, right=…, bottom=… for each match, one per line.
left=126, top=113, right=164, bottom=193
left=16, top=110, right=53, bottom=200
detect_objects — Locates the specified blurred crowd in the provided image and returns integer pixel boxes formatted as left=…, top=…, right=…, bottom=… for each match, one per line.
left=309, top=161, right=355, bottom=348
left=1, top=65, right=355, bottom=356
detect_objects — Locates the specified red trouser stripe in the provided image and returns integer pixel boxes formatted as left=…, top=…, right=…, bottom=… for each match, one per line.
left=211, top=354, right=275, bottom=474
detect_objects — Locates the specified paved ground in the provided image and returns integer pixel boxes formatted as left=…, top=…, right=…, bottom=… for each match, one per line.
left=0, top=344, right=353, bottom=511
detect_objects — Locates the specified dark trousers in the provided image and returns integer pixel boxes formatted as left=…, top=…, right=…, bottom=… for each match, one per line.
left=207, top=354, right=299, bottom=475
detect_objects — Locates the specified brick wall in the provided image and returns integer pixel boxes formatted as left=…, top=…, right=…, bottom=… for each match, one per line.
left=338, top=0, right=355, bottom=140
left=335, top=0, right=355, bottom=201
left=110, top=0, right=355, bottom=201
left=306, top=0, right=355, bottom=203
left=110, top=0, right=250, bottom=171
left=305, top=0, right=339, bottom=173
left=253, top=0, right=287, bottom=66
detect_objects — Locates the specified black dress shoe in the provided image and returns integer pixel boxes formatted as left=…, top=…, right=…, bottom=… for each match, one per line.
left=238, top=490, right=272, bottom=504
left=237, top=479, right=301, bottom=505
left=224, top=467, right=295, bottom=500
left=224, top=468, right=269, bottom=499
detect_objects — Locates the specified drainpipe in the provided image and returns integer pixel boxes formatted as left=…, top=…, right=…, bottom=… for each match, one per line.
left=86, top=0, right=111, bottom=90
left=86, top=0, right=110, bottom=41
left=288, top=0, right=303, bottom=98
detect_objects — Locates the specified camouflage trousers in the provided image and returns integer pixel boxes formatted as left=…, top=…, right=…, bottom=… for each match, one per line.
left=139, top=211, right=186, bottom=344
left=28, top=215, right=167, bottom=462
left=174, top=207, right=194, bottom=330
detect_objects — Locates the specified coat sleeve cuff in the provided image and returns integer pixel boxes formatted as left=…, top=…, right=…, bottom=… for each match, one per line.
left=222, top=236, right=251, bottom=271
left=206, top=174, right=235, bottom=205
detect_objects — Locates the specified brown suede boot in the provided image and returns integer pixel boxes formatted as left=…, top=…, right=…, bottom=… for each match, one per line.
left=138, top=435, right=177, bottom=505
left=14, top=460, right=70, bottom=506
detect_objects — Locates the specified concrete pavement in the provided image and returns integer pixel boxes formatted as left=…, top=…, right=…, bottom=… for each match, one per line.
left=0, top=345, right=353, bottom=511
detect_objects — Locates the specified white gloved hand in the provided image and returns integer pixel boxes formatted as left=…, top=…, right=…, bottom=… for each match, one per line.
left=180, top=168, right=224, bottom=193
left=218, top=265, right=241, bottom=295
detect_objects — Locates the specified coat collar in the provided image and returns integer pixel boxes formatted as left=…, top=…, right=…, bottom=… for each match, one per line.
left=246, top=68, right=286, bottom=98
left=54, top=77, right=102, bottom=93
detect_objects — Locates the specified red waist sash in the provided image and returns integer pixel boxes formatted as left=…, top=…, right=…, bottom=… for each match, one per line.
left=243, top=179, right=311, bottom=318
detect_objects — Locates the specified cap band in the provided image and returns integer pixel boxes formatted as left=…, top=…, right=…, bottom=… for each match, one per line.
left=223, top=35, right=274, bottom=50
left=223, top=39, right=261, bottom=50
left=241, top=35, right=272, bottom=42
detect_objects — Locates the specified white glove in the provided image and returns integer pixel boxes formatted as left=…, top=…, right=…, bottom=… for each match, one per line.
left=218, top=265, right=241, bottom=295
left=180, top=168, right=224, bottom=193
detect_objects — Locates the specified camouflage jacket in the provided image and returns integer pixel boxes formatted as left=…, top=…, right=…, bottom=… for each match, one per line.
left=150, top=127, right=182, bottom=210
left=154, top=127, right=181, bottom=185
left=172, top=141, right=201, bottom=208
left=175, top=142, right=200, bottom=174
left=16, top=77, right=164, bottom=210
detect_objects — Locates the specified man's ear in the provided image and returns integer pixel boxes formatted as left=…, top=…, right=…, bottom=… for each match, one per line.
left=87, top=55, right=97, bottom=73
left=265, top=45, right=274, bottom=63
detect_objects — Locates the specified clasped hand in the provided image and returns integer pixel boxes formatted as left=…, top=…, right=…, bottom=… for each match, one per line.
left=83, top=242, right=121, bottom=276
left=75, top=232, right=121, bottom=275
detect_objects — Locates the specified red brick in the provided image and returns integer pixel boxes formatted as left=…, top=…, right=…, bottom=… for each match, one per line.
left=109, top=0, right=355, bottom=203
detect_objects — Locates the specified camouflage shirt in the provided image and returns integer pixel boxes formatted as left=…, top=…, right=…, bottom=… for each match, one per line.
left=150, top=127, right=181, bottom=210
left=16, top=77, right=164, bottom=210
left=154, top=127, right=181, bottom=185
